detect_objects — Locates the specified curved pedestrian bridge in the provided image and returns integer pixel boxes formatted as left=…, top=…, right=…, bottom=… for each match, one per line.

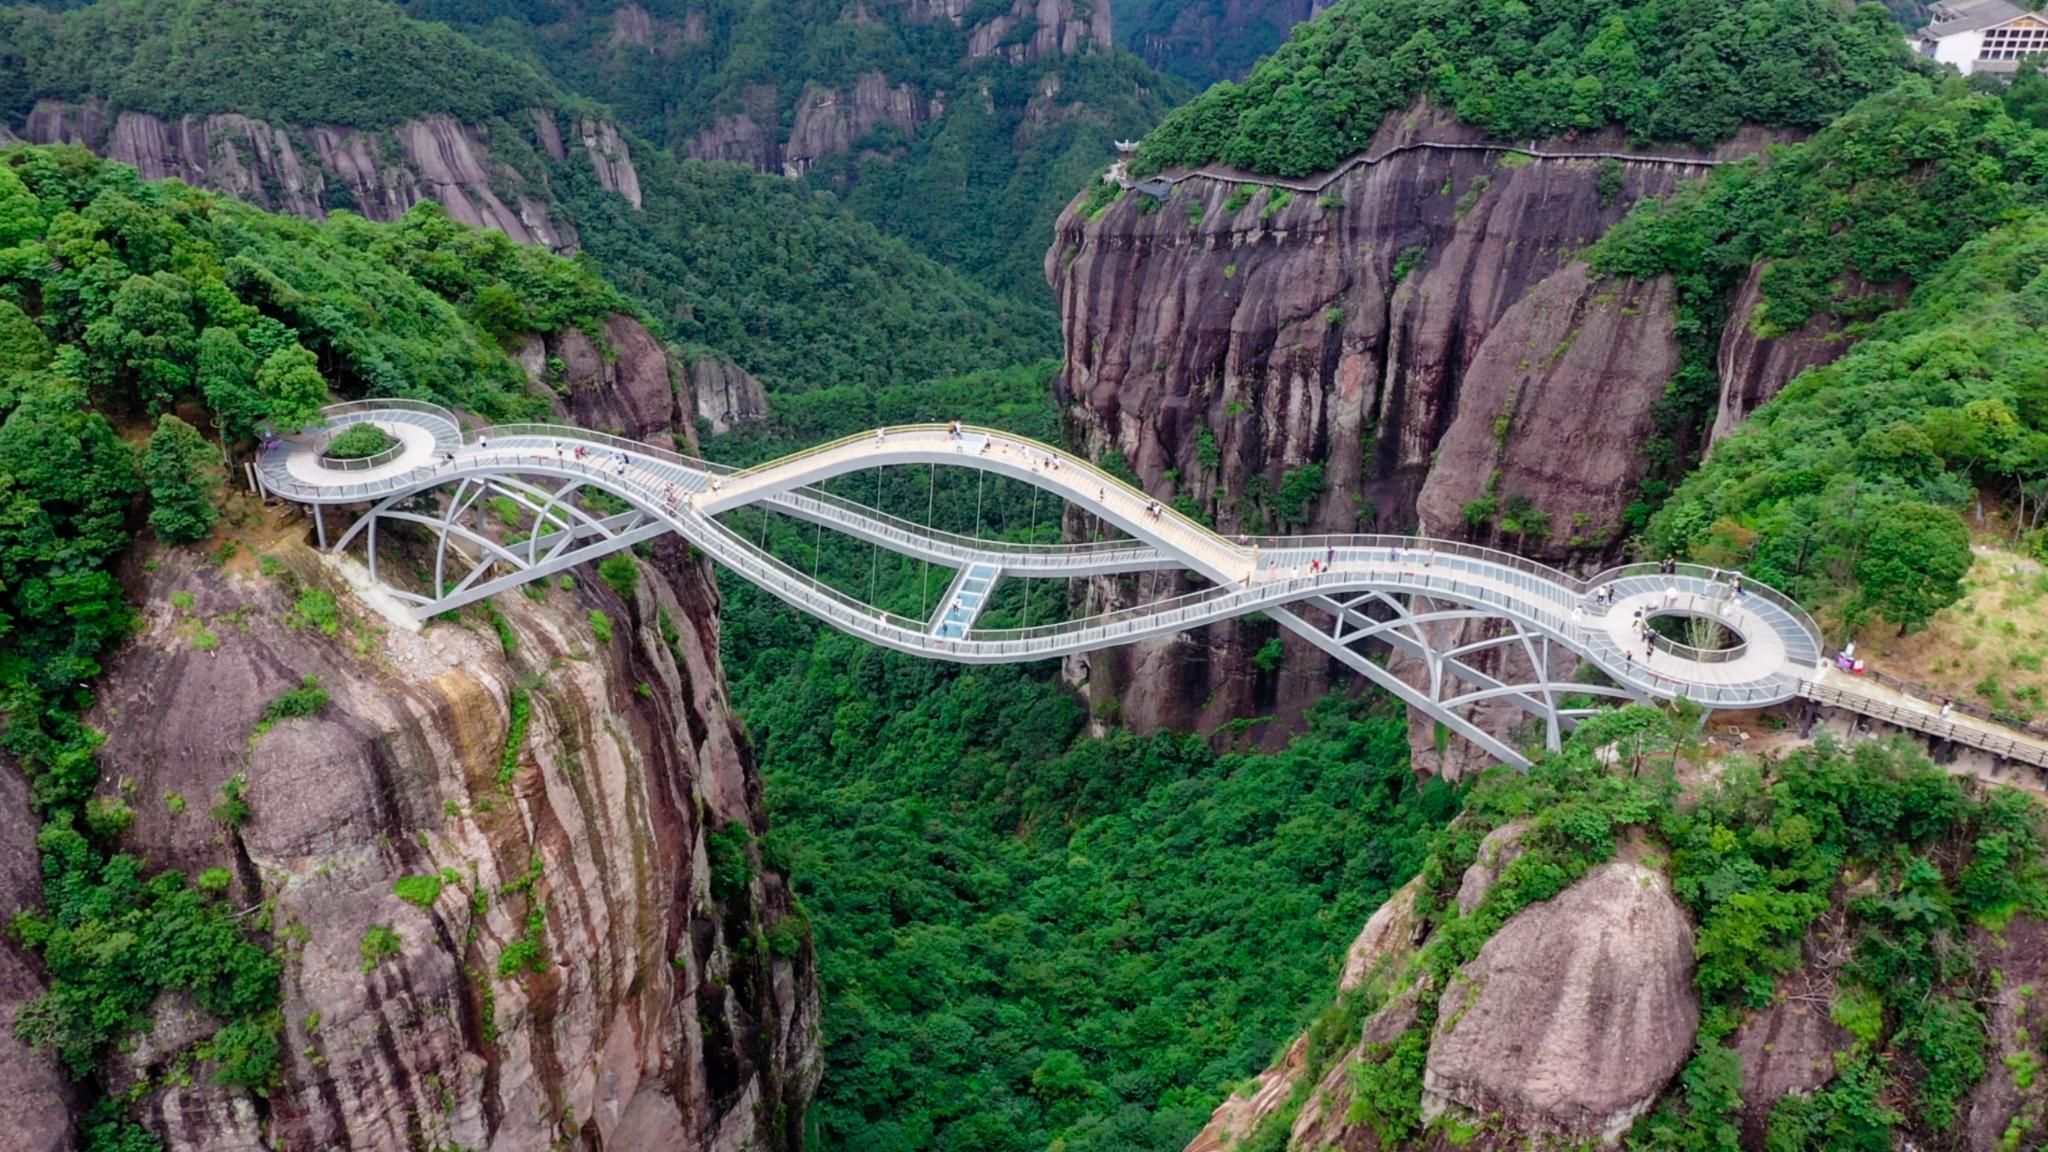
left=255, top=401, right=2043, bottom=771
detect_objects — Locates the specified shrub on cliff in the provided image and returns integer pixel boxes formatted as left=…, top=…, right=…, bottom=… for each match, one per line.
left=1134, top=0, right=1912, bottom=178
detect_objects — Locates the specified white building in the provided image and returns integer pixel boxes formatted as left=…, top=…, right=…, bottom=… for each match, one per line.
left=1915, top=0, right=2048, bottom=76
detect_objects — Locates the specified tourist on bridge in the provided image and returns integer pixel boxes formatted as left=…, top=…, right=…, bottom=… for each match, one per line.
left=949, top=420, right=962, bottom=439
left=478, top=435, right=489, bottom=451
left=875, top=427, right=886, bottom=444
left=552, top=440, right=562, bottom=458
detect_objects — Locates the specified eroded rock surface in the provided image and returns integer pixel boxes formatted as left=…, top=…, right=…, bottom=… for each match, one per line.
left=13, top=101, right=645, bottom=253
left=1423, top=861, right=1698, bottom=1142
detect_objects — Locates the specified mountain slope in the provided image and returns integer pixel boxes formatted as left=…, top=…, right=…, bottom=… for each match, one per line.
left=399, top=0, right=1188, bottom=302
left=0, top=0, right=1057, bottom=405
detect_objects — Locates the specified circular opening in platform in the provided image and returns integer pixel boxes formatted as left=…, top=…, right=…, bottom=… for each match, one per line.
left=1645, top=610, right=1748, bottom=664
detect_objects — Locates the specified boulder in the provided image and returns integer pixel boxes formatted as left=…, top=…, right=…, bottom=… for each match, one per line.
left=1424, top=861, right=1698, bottom=1142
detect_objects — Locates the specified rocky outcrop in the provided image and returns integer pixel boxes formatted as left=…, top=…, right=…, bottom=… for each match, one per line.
left=784, top=73, right=932, bottom=178
left=688, top=353, right=771, bottom=435
left=1962, top=916, right=2048, bottom=1151
left=71, top=360, right=817, bottom=1150
left=12, top=101, right=645, bottom=252
left=1708, top=266, right=1892, bottom=447
left=83, top=532, right=816, bottom=1151
left=1047, top=103, right=1819, bottom=742
left=0, top=757, right=74, bottom=1152
left=516, top=316, right=763, bottom=443
left=577, top=118, right=644, bottom=209
left=1412, top=263, right=1682, bottom=554
left=1424, top=861, right=1698, bottom=1142
left=608, top=2, right=700, bottom=55
left=967, top=0, right=1112, bottom=61
left=1453, top=821, right=1527, bottom=917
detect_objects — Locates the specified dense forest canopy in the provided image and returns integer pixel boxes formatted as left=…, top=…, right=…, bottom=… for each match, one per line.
left=0, top=0, right=559, bottom=127
left=1134, top=0, right=1916, bottom=178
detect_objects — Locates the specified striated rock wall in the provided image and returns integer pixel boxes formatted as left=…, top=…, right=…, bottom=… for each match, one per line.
left=1047, top=103, right=1822, bottom=744
left=33, top=344, right=819, bottom=1151
left=783, top=73, right=933, bottom=178
left=12, top=101, right=646, bottom=253
left=514, top=314, right=760, bottom=442
left=967, top=0, right=1114, bottom=62
left=78, top=527, right=817, bottom=1150
left=681, top=0, right=1106, bottom=176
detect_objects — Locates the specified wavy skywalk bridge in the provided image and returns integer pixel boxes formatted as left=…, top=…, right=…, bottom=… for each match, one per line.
left=257, top=401, right=2048, bottom=772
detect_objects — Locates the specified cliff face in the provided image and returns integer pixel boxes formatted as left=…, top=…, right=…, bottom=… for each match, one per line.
left=13, top=100, right=644, bottom=253
left=10, top=340, right=816, bottom=1151
left=1047, top=104, right=1846, bottom=743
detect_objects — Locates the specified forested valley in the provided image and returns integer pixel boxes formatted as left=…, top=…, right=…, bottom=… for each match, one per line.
left=3, top=1, right=2048, bottom=1151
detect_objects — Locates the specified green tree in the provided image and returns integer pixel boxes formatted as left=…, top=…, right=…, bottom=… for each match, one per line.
left=1854, top=501, right=1972, bottom=632
left=469, top=281, right=529, bottom=344
left=195, top=327, right=263, bottom=442
left=253, top=344, right=329, bottom=432
left=86, top=271, right=197, bottom=413
left=142, top=414, right=219, bottom=545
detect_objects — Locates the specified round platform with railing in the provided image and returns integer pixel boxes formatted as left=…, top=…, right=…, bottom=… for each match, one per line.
left=316, top=423, right=407, bottom=472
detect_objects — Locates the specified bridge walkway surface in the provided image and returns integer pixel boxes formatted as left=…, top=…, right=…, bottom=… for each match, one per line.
left=255, top=402, right=2048, bottom=771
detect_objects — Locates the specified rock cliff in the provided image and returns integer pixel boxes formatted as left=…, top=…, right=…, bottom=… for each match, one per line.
left=674, top=0, right=1110, bottom=175
left=6, top=340, right=818, bottom=1150
left=1186, top=840, right=1702, bottom=1151
left=12, top=100, right=645, bottom=253
left=1047, top=103, right=1848, bottom=746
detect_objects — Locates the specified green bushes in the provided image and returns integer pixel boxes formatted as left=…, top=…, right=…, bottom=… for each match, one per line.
left=11, top=816, right=282, bottom=1084
left=393, top=874, right=443, bottom=908
left=497, top=687, right=530, bottom=787
left=588, top=609, right=614, bottom=645
left=254, top=675, right=328, bottom=738
left=322, top=423, right=393, bottom=460
left=597, top=554, right=638, bottom=600
left=359, top=925, right=401, bottom=972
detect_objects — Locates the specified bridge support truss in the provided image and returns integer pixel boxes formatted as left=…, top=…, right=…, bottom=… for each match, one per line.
left=1269, top=590, right=1640, bottom=766
left=326, top=472, right=669, bottom=618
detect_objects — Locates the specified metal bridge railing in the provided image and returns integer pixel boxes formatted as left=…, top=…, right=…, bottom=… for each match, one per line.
left=1801, top=681, right=2048, bottom=769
